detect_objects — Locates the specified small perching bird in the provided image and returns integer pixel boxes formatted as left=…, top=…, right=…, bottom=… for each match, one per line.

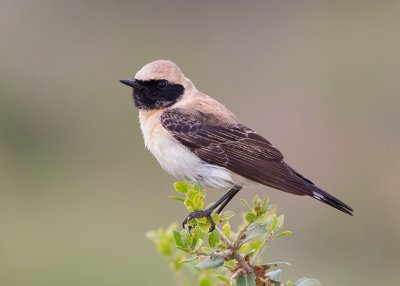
left=120, top=60, right=353, bottom=231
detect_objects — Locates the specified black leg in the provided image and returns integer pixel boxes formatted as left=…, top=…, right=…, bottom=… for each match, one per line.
left=215, top=185, right=242, bottom=214
left=182, top=185, right=242, bottom=232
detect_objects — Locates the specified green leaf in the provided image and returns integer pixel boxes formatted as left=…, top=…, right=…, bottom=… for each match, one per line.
left=243, top=248, right=255, bottom=258
left=187, top=190, right=198, bottom=201
left=239, top=243, right=248, bottom=254
left=253, top=195, right=261, bottom=209
left=168, top=195, right=185, bottom=202
left=222, top=222, right=231, bottom=238
left=193, top=226, right=206, bottom=241
left=193, top=193, right=204, bottom=210
left=191, top=238, right=203, bottom=252
left=196, top=217, right=207, bottom=224
left=184, top=198, right=195, bottom=212
left=208, top=229, right=220, bottom=248
left=224, top=259, right=235, bottom=268
left=179, top=256, right=198, bottom=263
left=240, top=199, right=251, bottom=211
left=275, top=231, right=292, bottom=239
left=293, top=278, right=321, bottom=286
left=174, top=253, right=185, bottom=270
left=211, top=213, right=221, bottom=224
left=196, top=256, right=224, bottom=269
left=236, top=273, right=256, bottom=286
left=172, top=230, right=184, bottom=248
left=262, top=198, right=269, bottom=209
left=215, top=275, right=230, bottom=285
left=269, top=214, right=278, bottom=231
left=286, top=281, right=293, bottom=286
left=245, top=212, right=256, bottom=223
left=242, top=223, right=267, bottom=243
left=222, top=210, right=235, bottom=218
left=174, top=182, right=188, bottom=193
left=197, top=221, right=209, bottom=233
left=190, top=184, right=202, bottom=192
left=266, top=269, right=281, bottom=281
left=277, top=214, right=284, bottom=229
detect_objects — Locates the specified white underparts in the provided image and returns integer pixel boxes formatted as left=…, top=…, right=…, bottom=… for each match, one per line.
left=151, top=135, right=234, bottom=188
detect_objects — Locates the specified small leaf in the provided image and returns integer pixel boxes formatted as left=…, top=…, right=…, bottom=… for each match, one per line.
left=262, top=198, right=269, bottom=209
left=184, top=198, right=195, bottom=212
left=215, top=275, right=230, bottom=285
left=197, top=222, right=209, bottom=233
left=179, top=256, right=198, bottom=263
left=208, top=229, right=220, bottom=248
left=286, top=281, right=293, bottom=286
left=193, top=226, right=206, bottom=240
left=174, top=253, right=185, bottom=270
left=211, top=213, right=221, bottom=224
left=277, top=214, right=284, bottom=229
left=193, top=193, right=204, bottom=210
left=253, top=195, right=261, bottom=209
left=275, top=231, right=292, bottom=239
left=266, top=269, right=281, bottom=281
left=192, top=238, right=203, bottom=252
left=168, top=195, right=185, bottom=202
left=174, top=182, right=188, bottom=193
left=293, top=278, right=321, bottom=286
left=224, top=259, right=235, bottom=268
left=243, top=248, right=255, bottom=258
left=239, top=243, right=248, bottom=254
left=242, top=223, right=267, bottom=243
left=172, top=230, right=184, bottom=248
left=222, top=222, right=231, bottom=238
left=187, top=190, right=198, bottom=201
left=196, top=256, right=224, bottom=269
left=236, top=273, right=256, bottom=286
left=245, top=212, right=256, bottom=223
left=269, top=214, right=278, bottom=231
left=241, top=199, right=251, bottom=211
left=196, top=217, right=207, bottom=224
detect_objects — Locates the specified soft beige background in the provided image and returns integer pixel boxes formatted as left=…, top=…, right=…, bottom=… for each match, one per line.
left=1, top=1, right=399, bottom=285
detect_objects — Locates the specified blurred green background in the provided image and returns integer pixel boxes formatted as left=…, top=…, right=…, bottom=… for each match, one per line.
left=1, top=0, right=399, bottom=285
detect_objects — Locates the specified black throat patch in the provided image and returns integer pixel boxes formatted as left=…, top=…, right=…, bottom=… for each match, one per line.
left=133, top=79, right=184, bottom=110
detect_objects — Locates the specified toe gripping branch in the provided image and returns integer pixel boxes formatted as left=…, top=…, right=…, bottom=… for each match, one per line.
left=182, top=185, right=242, bottom=232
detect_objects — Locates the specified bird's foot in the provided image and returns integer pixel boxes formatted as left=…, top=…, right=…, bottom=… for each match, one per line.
left=182, top=209, right=216, bottom=233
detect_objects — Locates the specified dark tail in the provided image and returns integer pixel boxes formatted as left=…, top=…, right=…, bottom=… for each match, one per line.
left=311, top=185, right=353, bottom=215
left=290, top=167, right=353, bottom=216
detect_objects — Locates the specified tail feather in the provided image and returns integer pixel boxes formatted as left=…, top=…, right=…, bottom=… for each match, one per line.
left=289, top=166, right=353, bottom=216
left=311, top=186, right=353, bottom=215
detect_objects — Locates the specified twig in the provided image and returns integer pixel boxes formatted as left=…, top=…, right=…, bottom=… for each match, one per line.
left=232, top=220, right=252, bottom=248
left=215, top=226, right=231, bottom=247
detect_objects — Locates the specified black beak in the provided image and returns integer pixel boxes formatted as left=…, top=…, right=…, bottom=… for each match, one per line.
left=120, top=79, right=142, bottom=89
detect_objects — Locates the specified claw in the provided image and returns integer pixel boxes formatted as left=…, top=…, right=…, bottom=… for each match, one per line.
left=182, top=209, right=216, bottom=233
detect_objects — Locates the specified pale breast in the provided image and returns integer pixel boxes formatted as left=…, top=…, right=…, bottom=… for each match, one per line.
left=138, top=110, right=237, bottom=189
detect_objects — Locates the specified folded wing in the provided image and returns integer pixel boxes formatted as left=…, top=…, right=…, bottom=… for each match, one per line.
left=161, top=108, right=353, bottom=215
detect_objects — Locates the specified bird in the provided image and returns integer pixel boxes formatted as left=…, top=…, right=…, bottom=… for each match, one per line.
left=120, top=60, right=353, bottom=231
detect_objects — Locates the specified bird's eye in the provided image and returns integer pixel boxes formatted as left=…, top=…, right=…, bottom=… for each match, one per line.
left=157, top=80, right=168, bottom=89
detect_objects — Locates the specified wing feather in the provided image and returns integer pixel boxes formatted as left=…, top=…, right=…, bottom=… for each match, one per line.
left=160, top=108, right=353, bottom=215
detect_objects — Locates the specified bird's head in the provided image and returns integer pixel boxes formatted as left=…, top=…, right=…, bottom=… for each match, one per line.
left=120, top=60, right=194, bottom=110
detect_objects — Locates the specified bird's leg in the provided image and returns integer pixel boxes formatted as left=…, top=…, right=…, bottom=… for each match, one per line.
left=182, top=185, right=242, bottom=232
left=215, top=185, right=242, bottom=214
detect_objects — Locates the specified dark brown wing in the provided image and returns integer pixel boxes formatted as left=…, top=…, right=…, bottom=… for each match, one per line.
left=161, top=108, right=353, bottom=215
